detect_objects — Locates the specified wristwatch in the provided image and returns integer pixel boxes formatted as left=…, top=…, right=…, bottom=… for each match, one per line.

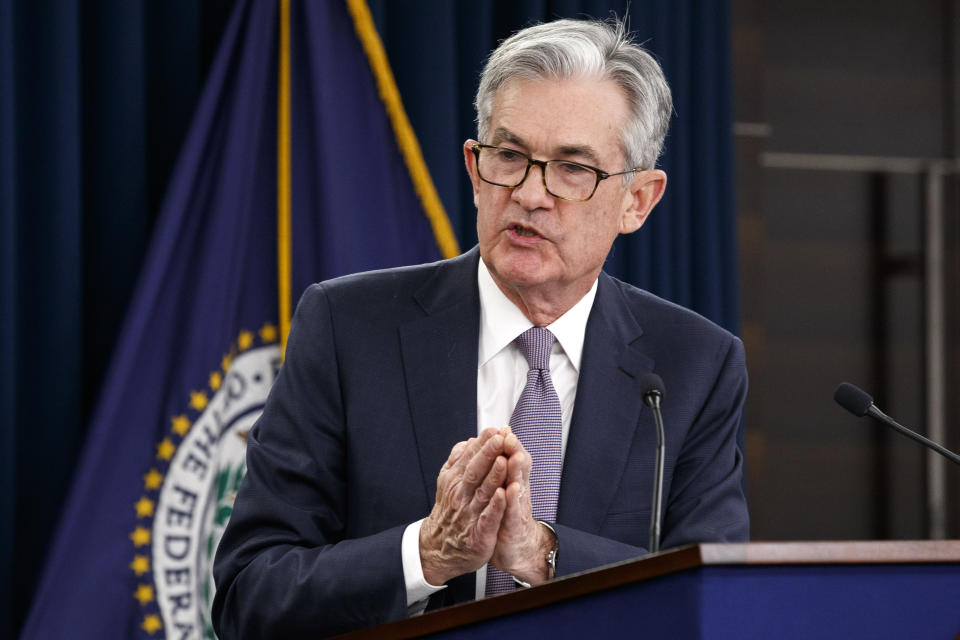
left=512, top=520, right=558, bottom=588
left=539, top=520, right=558, bottom=579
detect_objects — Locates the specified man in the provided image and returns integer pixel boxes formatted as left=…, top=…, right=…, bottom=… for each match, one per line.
left=213, top=17, right=748, bottom=638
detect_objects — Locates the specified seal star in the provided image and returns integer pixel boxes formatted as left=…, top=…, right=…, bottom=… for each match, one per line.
left=134, top=496, right=155, bottom=518
left=237, top=330, right=254, bottom=351
left=130, top=526, right=151, bottom=547
left=189, top=391, right=209, bottom=411
left=133, top=583, right=155, bottom=606
left=143, top=468, right=163, bottom=491
left=156, top=438, right=175, bottom=461
left=259, top=322, right=278, bottom=343
left=141, top=614, right=163, bottom=634
left=130, top=555, right=150, bottom=576
left=171, top=414, right=191, bottom=437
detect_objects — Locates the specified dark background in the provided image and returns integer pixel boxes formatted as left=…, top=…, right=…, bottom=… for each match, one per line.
left=734, top=0, right=959, bottom=542
left=2, top=0, right=959, bottom=636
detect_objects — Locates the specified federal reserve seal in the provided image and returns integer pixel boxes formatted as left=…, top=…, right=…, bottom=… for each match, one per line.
left=131, top=326, right=281, bottom=638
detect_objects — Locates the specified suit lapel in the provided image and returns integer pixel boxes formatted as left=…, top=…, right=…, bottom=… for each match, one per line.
left=558, top=273, right=654, bottom=533
left=399, top=248, right=481, bottom=509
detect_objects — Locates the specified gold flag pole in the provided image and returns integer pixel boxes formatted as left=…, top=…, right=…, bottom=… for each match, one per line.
left=277, top=0, right=292, bottom=357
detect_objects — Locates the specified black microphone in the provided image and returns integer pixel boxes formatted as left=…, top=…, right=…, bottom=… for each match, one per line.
left=639, top=373, right=666, bottom=553
left=834, top=382, right=960, bottom=466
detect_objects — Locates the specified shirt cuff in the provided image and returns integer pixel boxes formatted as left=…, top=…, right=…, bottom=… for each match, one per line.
left=402, top=518, right=447, bottom=608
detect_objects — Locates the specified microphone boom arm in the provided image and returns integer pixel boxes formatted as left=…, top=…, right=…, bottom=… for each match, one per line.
left=868, top=405, right=960, bottom=466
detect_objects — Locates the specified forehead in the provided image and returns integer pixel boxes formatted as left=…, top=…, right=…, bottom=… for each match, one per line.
left=488, top=76, right=629, bottom=164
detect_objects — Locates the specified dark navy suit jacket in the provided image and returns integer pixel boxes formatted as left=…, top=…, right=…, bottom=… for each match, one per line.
left=212, top=247, right=749, bottom=638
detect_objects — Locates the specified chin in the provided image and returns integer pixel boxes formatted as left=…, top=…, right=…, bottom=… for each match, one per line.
left=496, top=261, right=555, bottom=290
left=485, top=240, right=558, bottom=282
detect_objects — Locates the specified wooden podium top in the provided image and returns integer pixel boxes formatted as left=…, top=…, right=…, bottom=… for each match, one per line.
left=335, top=540, right=960, bottom=639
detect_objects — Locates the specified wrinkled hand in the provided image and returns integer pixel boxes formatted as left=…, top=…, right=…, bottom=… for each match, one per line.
left=489, top=430, right=556, bottom=585
left=419, top=428, right=509, bottom=585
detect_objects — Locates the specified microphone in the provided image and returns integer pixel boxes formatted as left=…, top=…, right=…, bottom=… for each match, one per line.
left=639, top=373, right=666, bottom=553
left=834, top=382, right=960, bottom=466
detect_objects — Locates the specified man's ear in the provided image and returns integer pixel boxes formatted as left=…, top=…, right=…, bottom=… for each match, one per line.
left=463, top=140, right=482, bottom=208
left=619, top=169, right=667, bottom=234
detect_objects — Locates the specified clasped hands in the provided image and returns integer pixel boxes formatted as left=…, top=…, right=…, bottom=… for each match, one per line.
left=419, top=427, right=555, bottom=587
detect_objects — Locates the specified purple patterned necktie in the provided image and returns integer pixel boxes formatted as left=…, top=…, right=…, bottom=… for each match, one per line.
left=485, top=327, right=563, bottom=596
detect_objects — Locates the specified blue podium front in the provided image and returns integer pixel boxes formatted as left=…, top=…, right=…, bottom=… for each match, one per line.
left=340, top=541, right=960, bottom=640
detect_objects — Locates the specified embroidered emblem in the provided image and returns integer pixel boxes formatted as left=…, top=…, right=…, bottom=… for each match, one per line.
left=131, top=325, right=280, bottom=638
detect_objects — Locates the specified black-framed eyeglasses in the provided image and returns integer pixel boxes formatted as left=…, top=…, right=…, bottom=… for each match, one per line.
left=471, top=143, right=638, bottom=202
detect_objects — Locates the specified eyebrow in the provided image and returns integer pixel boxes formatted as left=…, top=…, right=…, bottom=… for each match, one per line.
left=491, top=127, right=603, bottom=167
left=490, top=127, right=526, bottom=148
left=555, top=144, right=602, bottom=167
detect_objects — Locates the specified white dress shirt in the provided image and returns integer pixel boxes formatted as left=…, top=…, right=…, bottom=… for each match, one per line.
left=401, top=258, right=598, bottom=609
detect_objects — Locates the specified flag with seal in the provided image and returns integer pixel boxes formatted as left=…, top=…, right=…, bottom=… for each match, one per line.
left=20, top=0, right=456, bottom=637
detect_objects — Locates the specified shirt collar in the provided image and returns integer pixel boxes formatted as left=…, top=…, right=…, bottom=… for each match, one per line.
left=477, top=258, right=598, bottom=372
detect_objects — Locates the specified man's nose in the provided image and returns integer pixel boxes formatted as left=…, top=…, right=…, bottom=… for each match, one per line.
left=511, top=164, right=554, bottom=209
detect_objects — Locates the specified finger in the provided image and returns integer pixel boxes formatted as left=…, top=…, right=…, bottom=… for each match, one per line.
left=476, top=486, right=506, bottom=542
left=505, top=447, right=530, bottom=487
left=502, top=431, right=523, bottom=456
left=480, top=426, right=502, bottom=439
left=502, top=477, right=531, bottom=527
left=448, top=435, right=480, bottom=473
left=461, top=432, right=504, bottom=491
left=442, top=440, right=469, bottom=470
left=473, top=453, right=507, bottom=507
left=451, top=428, right=498, bottom=473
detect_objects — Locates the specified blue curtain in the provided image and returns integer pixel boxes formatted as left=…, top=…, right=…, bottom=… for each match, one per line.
left=0, top=1, right=735, bottom=636
left=0, top=0, right=15, bottom=635
left=3, top=3, right=85, bottom=637
left=0, top=1, right=233, bottom=636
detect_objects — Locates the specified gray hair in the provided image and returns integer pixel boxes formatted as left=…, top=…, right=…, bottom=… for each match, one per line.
left=475, top=17, right=673, bottom=171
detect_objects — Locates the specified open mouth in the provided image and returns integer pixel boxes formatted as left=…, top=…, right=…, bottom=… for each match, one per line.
left=510, top=224, right=541, bottom=238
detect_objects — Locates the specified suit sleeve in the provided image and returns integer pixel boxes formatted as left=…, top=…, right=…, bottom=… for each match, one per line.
left=212, top=284, right=408, bottom=639
left=552, top=335, right=749, bottom=576
left=659, top=335, right=749, bottom=548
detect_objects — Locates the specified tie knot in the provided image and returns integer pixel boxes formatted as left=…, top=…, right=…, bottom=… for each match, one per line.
left=514, top=327, right=555, bottom=371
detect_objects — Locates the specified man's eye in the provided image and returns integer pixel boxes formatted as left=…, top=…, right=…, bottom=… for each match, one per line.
left=495, top=149, right=524, bottom=162
left=558, top=162, right=590, bottom=175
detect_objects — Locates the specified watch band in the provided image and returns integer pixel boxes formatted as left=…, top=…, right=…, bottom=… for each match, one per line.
left=510, top=521, right=559, bottom=588
left=538, top=520, right=558, bottom=579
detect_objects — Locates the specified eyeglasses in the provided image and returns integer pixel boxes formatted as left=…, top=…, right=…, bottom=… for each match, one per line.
left=471, top=143, right=638, bottom=202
